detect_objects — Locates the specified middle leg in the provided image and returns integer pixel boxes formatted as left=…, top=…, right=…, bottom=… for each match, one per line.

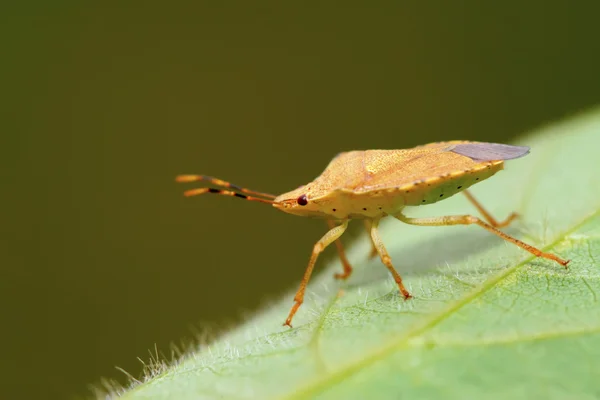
left=370, top=218, right=412, bottom=299
left=327, top=219, right=381, bottom=280
left=327, top=219, right=353, bottom=280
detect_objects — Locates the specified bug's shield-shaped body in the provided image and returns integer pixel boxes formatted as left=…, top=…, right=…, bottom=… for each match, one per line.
left=177, top=139, right=570, bottom=330
left=274, top=141, right=529, bottom=220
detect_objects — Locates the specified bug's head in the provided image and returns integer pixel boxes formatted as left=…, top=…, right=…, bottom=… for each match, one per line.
left=272, top=185, right=329, bottom=217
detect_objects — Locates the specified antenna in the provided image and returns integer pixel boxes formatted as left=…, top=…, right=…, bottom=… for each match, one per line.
left=176, top=175, right=276, bottom=204
left=175, top=175, right=276, bottom=198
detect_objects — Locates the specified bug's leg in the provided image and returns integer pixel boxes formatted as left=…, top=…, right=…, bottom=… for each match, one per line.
left=284, top=219, right=350, bottom=328
left=370, top=218, right=412, bottom=299
left=463, top=190, right=518, bottom=228
left=394, top=212, right=570, bottom=268
left=327, top=220, right=353, bottom=280
left=364, top=220, right=378, bottom=259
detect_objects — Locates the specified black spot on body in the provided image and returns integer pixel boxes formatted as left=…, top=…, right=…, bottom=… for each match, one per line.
left=362, top=208, right=367, bottom=211
left=457, top=186, right=462, bottom=189
left=439, top=194, right=444, bottom=197
left=332, top=208, right=337, bottom=212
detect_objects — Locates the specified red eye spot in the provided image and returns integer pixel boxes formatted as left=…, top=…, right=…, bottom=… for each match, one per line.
left=297, top=194, right=308, bottom=206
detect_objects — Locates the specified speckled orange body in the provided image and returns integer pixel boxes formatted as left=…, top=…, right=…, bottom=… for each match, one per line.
left=275, top=141, right=504, bottom=219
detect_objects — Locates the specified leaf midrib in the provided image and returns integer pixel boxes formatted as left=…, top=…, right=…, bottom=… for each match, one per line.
left=281, top=207, right=600, bottom=400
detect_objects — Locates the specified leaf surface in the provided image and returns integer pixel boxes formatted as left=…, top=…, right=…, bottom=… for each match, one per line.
left=120, top=108, right=600, bottom=400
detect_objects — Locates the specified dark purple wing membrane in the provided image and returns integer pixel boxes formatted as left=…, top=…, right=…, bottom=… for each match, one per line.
left=450, top=142, right=530, bottom=161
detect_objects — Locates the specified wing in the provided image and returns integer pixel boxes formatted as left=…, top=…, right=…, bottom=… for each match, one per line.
left=449, top=142, right=530, bottom=161
left=353, top=141, right=528, bottom=192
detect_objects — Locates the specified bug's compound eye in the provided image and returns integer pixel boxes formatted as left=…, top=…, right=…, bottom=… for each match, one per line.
left=297, top=194, right=308, bottom=206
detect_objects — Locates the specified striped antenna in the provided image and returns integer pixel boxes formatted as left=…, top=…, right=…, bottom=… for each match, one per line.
left=175, top=175, right=277, bottom=199
left=179, top=187, right=274, bottom=204
left=176, top=174, right=276, bottom=204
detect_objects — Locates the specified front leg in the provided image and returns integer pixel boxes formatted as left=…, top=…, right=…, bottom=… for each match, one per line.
left=364, top=219, right=378, bottom=259
left=284, top=219, right=350, bottom=328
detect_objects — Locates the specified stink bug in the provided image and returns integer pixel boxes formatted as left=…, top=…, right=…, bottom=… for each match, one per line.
left=177, top=141, right=569, bottom=328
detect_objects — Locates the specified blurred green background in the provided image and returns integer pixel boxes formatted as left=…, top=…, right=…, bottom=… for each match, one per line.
left=1, top=2, right=599, bottom=399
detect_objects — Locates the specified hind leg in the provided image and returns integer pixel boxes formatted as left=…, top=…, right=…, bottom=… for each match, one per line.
left=463, top=190, right=518, bottom=228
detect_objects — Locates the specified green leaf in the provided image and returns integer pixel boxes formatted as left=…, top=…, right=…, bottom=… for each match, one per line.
left=118, top=108, right=600, bottom=400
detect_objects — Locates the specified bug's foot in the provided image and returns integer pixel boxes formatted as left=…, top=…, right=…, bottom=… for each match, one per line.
left=537, top=249, right=570, bottom=269
left=334, top=271, right=352, bottom=280
left=494, top=212, right=520, bottom=228
left=283, top=301, right=301, bottom=328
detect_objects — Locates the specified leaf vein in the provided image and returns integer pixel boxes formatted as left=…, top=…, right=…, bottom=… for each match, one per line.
left=428, top=325, right=600, bottom=349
